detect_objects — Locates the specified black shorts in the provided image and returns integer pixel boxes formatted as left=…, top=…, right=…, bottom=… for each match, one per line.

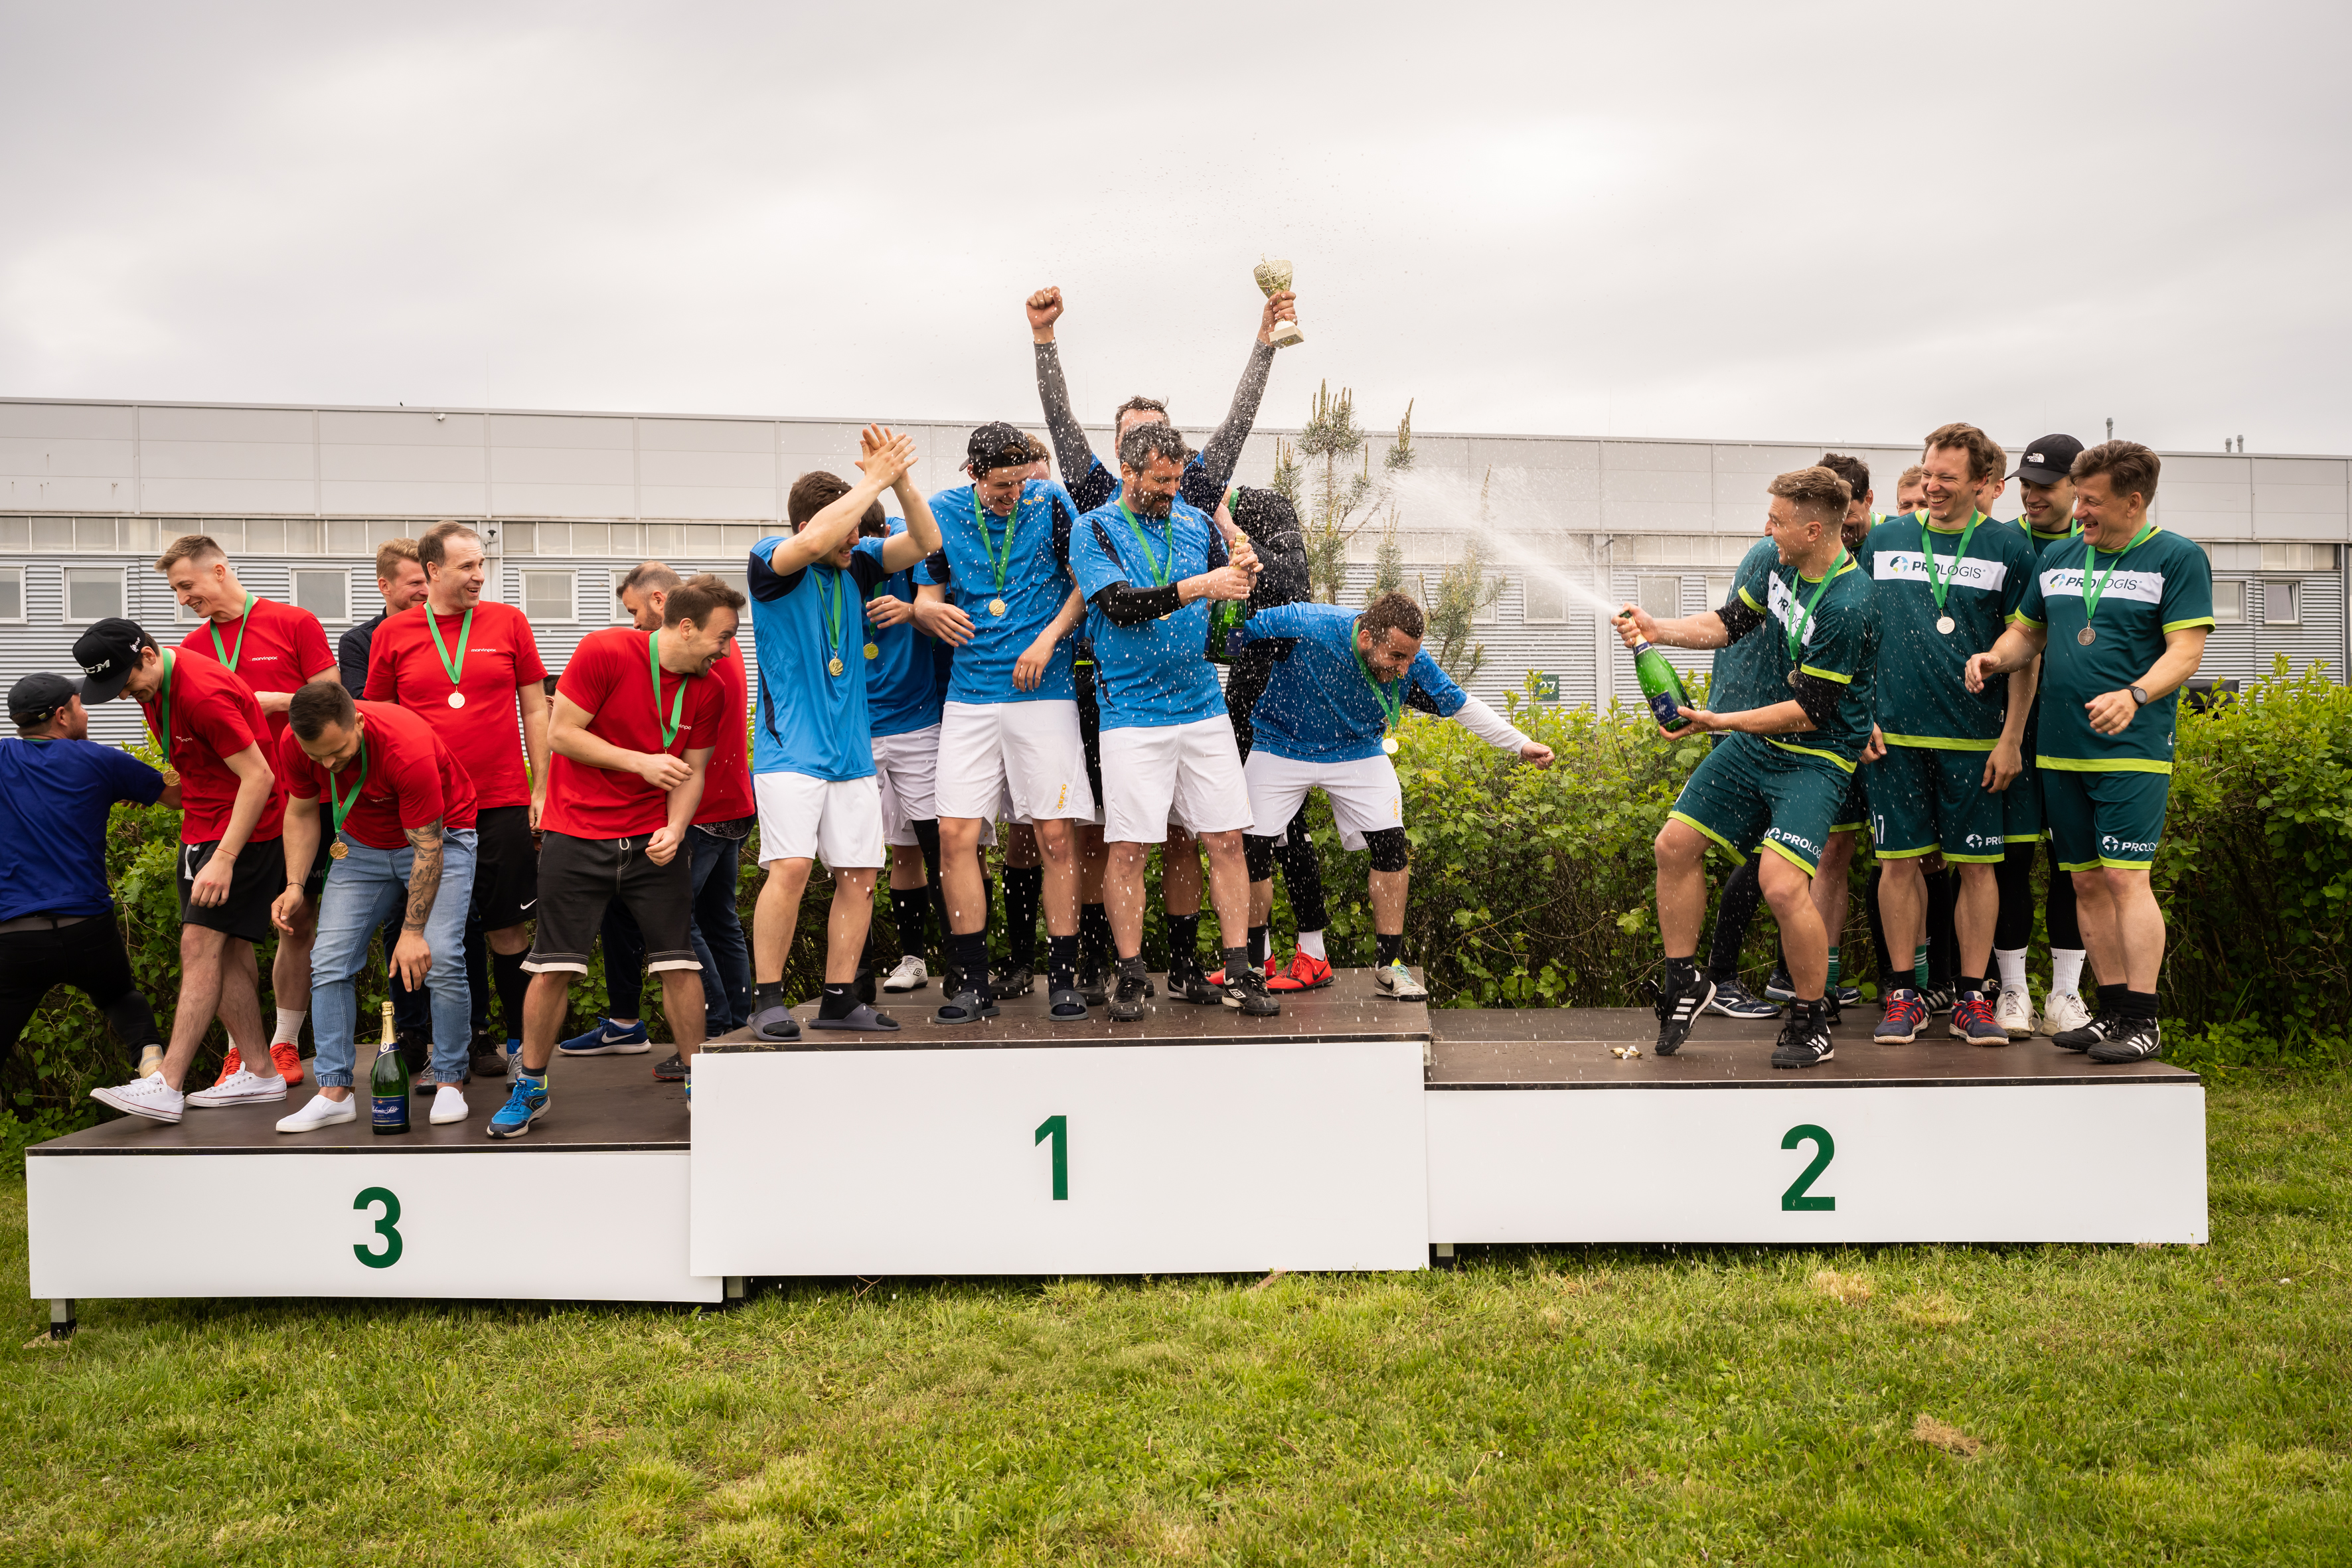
left=524, top=830, right=697, bottom=975
left=301, top=836, right=333, bottom=903
left=470, top=804, right=540, bottom=930
left=1075, top=658, right=1105, bottom=806
left=179, top=838, right=282, bottom=945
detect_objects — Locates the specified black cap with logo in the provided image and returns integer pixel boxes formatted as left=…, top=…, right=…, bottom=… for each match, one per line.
left=966, top=421, right=1038, bottom=476
left=70, top=617, right=157, bottom=706
left=7, top=672, right=82, bottom=727
left=2011, top=434, right=2085, bottom=487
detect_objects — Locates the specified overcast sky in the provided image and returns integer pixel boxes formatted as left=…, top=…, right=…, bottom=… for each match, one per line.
left=3, top=1, right=2345, bottom=455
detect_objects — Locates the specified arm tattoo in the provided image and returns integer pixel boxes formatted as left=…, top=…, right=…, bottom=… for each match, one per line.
left=403, top=821, right=444, bottom=931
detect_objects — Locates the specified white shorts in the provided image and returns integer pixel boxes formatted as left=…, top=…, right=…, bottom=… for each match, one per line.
left=935, top=700, right=1097, bottom=824
left=1101, top=714, right=1252, bottom=844
left=754, top=770, right=885, bottom=870
left=875, top=725, right=996, bottom=849
left=1244, top=749, right=1404, bottom=851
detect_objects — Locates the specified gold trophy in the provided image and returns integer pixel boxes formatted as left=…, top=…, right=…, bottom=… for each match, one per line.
left=1254, top=257, right=1304, bottom=348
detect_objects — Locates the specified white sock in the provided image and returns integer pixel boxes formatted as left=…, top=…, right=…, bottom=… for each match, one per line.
left=272, top=1008, right=307, bottom=1046
left=1994, top=948, right=2027, bottom=992
left=1295, top=929, right=1327, bottom=961
left=2050, top=949, right=2086, bottom=996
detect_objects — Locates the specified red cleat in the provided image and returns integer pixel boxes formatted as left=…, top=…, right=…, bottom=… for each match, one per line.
left=1265, top=951, right=1336, bottom=992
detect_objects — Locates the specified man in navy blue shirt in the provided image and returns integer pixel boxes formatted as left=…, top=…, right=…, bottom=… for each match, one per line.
left=1069, top=424, right=1273, bottom=1021
left=0, top=674, right=169, bottom=1078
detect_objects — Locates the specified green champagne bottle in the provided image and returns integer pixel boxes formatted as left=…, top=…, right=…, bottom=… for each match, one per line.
left=1624, top=629, right=1692, bottom=730
left=1204, top=598, right=1245, bottom=665
left=370, top=999, right=410, bottom=1135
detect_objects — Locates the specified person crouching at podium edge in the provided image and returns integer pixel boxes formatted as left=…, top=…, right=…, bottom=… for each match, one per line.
left=0, top=674, right=169, bottom=1083
left=489, top=574, right=744, bottom=1137
left=1964, top=441, right=2212, bottom=1063
left=1616, top=466, right=1879, bottom=1071
left=76, top=618, right=289, bottom=1125
left=1225, top=591, right=1554, bottom=1001
left=270, top=682, right=480, bottom=1132
left=1069, top=421, right=1273, bottom=1022
left=745, top=428, right=944, bottom=1042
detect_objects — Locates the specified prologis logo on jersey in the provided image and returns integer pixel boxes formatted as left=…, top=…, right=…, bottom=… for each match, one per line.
left=2101, top=832, right=2159, bottom=856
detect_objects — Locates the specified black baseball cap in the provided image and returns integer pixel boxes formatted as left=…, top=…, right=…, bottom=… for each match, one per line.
left=2011, top=434, right=2084, bottom=486
left=7, top=672, right=82, bottom=726
left=966, top=421, right=1036, bottom=475
left=70, top=617, right=157, bottom=705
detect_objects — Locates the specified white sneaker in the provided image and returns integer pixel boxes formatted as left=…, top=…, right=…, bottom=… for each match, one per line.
left=186, top=1067, right=288, bottom=1109
left=430, top=1085, right=470, bottom=1125
left=881, top=955, right=929, bottom=992
left=90, top=1074, right=187, bottom=1125
left=1995, top=986, right=2034, bottom=1040
left=1374, top=961, right=1429, bottom=1001
left=2040, top=990, right=2092, bottom=1037
left=275, top=1093, right=356, bottom=1133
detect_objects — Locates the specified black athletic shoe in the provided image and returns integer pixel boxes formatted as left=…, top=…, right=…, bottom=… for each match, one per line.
left=1222, top=965, right=1281, bottom=1017
left=1109, top=961, right=1150, bottom=1024
left=469, top=1032, right=509, bottom=1080
left=1703, top=979, right=1782, bottom=1018
left=2051, top=1012, right=2116, bottom=1054
left=1770, top=1001, right=1836, bottom=1069
left=1821, top=989, right=1843, bottom=1030
left=653, top=1053, right=687, bottom=1081
left=2088, top=1017, right=2164, bottom=1063
left=1920, top=985, right=1956, bottom=1016
left=990, top=964, right=1035, bottom=1002
left=1076, top=961, right=1109, bottom=1008
left=1836, top=982, right=1864, bottom=1008
left=1762, top=968, right=1795, bottom=1003
left=1654, top=968, right=1715, bottom=1056
left=397, top=1026, right=431, bottom=1079
left=1168, top=959, right=1219, bottom=1006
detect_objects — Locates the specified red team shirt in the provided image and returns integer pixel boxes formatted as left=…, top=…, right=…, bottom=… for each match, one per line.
left=141, top=650, right=287, bottom=846
left=541, top=627, right=728, bottom=840
left=176, top=596, right=335, bottom=762
left=277, top=700, right=481, bottom=852
left=694, top=641, right=753, bottom=825
left=364, top=601, right=549, bottom=810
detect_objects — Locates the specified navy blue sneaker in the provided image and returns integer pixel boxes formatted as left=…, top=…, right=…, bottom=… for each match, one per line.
left=487, top=1073, right=548, bottom=1139
left=557, top=1018, right=650, bottom=1057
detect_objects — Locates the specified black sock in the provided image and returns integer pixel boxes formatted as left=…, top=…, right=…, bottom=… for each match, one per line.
left=819, top=980, right=857, bottom=1020
left=1080, top=902, right=1113, bottom=967
left=2098, top=982, right=2127, bottom=1017
left=1960, top=975, right=1986, bottom=997
left=1223, top=944, right=1250, bottom=983
left=1048, top=933, right=1079, bottom=992
left=492, top=948, right=530, bottom=1041
left=956, top=930, right=990, bottom=997
left=1377, top=933, right=1405, bottom=967
left=1004, top=866, right=1044, bottom=969
left=1168, top=912, right=1200, bottom=968
left=889, top=886, right=929, bottom=962
left=1248, top=923, right=1270, bottom=967
left=1707, top=858, right=1764, bottom=982
left=1666, top=953, right=1699, bottom=984
left=2122, top=988, right=2160, bottom=1021
left=754, top=980, right=784, bottom=1014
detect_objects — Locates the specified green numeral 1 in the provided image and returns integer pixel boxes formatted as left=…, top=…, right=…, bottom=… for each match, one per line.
left=1780, top=1125, right=1835, bottom=1211
left=353, top=1186, right=404, bottom=1267
left=1034, top=1115, right=1068, bottom=1201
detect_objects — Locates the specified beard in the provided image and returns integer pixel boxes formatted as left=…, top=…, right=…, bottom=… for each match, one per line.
left=1129, top=491, right=1174, bottom=519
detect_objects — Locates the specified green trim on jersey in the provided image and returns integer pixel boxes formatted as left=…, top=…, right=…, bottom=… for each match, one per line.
left=1882, top=732, right=1998, bottom=752
left=2017, top=525, right=2215, bottom=772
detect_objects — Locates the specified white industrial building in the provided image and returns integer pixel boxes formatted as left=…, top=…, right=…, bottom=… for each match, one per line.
left=2, top=394, right=2342, bottom=747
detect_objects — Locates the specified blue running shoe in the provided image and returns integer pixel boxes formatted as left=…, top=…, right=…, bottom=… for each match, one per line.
left=487, top=1073, right=548, bottom=1139
left=557, top=1018, right=649, bottom=1057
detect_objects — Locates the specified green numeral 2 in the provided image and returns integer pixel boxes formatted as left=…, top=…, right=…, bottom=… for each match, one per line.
left=1034, top=1115, right=1068, bottom=1201
left=1780, top=1125, right=1835, bottom=1212
left=353, top=1186, right=404, bottom=1267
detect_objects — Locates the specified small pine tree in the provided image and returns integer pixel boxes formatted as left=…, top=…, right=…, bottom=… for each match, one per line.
left=1385, top=400, right=1415, bottom=472
left=1422, top=532, right=1504, bottom=684
left=1267, top=437, right=1303, bottom=509
left=1369, top=500, right=1407, bottom=601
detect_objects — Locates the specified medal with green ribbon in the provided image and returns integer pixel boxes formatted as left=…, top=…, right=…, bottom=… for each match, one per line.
left=1354, top=618, right=1405, bottom=755
left=1117, top=501, right=1176, bottom=588
left=325, top=735, right=368, bottom=860
left=208, top=594, right=256, bottom=671
left=819, top=567, right=847, bottom=677
left=648, top=631, right=687, bottom=744
left=974, top=492, right=1017, bottom=617
left=428, top=605, right=473, bottom=708
left=1783, top=548, right=1847, bottom=688
left=1921, top=510, right=1983, bottom=635
left=151, top=651, right=179, bottom=785
left=2076, top=521, right=2159, bottom=646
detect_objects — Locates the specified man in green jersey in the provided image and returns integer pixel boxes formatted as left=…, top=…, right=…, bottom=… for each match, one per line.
left=1618, top=467, right=1877, bottom=1071
left=1863, top=424, right=2038, bottom=1049
left=1966, top=441, right=2212, bottom=1062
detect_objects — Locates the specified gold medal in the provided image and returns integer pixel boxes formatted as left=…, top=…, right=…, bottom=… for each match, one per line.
left=329, top=840, right=349, bottom=860
left=988, top=597, right=1008, bottom=617
left=828, top=657, right=844, bottom=677
left=1935, top=615, right=1956, bottom=635
left=161, top=766, right=180, bottom=787
left=864, top=642, right=880, bottom=660
left=2077, top=627, right=2096, bottom=646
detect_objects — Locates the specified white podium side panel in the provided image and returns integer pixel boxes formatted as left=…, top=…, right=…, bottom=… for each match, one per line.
left=690, top=1040, right=1429, bottom=1275
left=28, top=1152, right=721, bottom=1302
left=1425, top=1084, right=2207, bottom=1243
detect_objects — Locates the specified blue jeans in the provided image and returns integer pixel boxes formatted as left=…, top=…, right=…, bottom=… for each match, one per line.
left=600, top=825, right=751, bottom=1034
left=311, top=829, right=479, bottom=1087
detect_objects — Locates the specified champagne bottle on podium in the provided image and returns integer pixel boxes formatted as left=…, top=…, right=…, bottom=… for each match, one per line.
left=1618, top=615, right=1693, bottom=730
left=370, top=998, right=410, bottom=1136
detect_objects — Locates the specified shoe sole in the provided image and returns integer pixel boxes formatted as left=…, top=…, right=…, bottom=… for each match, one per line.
left=186, top=1087, right=289, bottom=1109
left=1770, top=1046, right=1835, bottom=1069
left=92, top=1087, right=183, bottom=1124
left=556, top=1041, right=651, bottom=1056
left=1221, top=996, right=1282, bottom=1014
left=429, top=1108, right=469, bottom=1125
left=1704, top=1003, right=1781, bottom=1018
left=882, top=981, right=928, bottom=992
left=1966, top=1035, right=2012, bottom=1047
left=1375, top=984, right=1431, bottom=1002
left=277, top=1111, right=356, bottom=1133
left=1875, top=1028, right=1920, bottom=1044
left=1108, top=1008, right=1145, bottom=1022
left=485, top=1105, right=545, bottom=1140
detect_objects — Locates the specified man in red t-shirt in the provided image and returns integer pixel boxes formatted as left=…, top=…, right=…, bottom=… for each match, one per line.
left=270, top=683, right=484, bottom=1134
left=550, top=561, right=755, bottom=1076
left=74, top=619, right=288, bottom=1127
left=161, top=534, right=337, bottom=1085
left=366, top=520, right=552, bottom=1080
left=487, top=575, right=745, bottom=1140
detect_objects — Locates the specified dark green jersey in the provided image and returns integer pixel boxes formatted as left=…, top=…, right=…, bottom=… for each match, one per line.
left=1707, top=536, right=1783, bottom=714
left=2027, top=519, right=2081, bottom=561
left=1750, top=550, right=1877, bottom=770
left=2017, top=526, right=2215, bottom=773
left=1862, top=510, right=2036, bottom=747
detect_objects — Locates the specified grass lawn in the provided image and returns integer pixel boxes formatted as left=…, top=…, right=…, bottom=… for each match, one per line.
left=3, top=1069, right=2347, bottom=1566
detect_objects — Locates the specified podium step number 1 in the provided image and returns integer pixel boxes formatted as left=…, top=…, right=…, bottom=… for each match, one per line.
left=1035, top=1115, right=1069, bottom=1202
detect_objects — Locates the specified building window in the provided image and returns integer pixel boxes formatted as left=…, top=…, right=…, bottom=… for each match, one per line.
left=2263, top=542, right=2336, bottom=572
left=2211, top=580, right=2244, bottom=624
left=1523, top=572, right=1569, bottom=623
left=64, top=568, right=124, bottom=623
left=2263, top=581, right=2300, bottom=625
left=0, top=567, right=21, bottom=622
left=711, top=570, right=750, bottom=605
left=1704, top=574, right=1733, bottom=610
left=1637, top=576, right=1681, bottom=619
left=291, top=569, right=351, bottom=623
left=521, top=570, right=577, bottom=623
left=609, top=568, right=637, bottom=623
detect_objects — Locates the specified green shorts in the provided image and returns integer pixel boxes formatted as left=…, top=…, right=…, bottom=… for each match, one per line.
left=1867, top=742, right=2007, bottom=864
left=1668, top=734, right=1849, bottom=876
left=1831, top=772, right=1869, bottom=836
left=2041, top=761, right=2172, bottom=871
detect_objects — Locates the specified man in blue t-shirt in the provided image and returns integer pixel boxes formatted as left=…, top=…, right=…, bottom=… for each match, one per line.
left=913, top=422, right=1095, bottom=1024
left=745, top=427, right=942, bottom=1042
left=1068, top=423, right=1271, bottom=1020
left=0, top=674, right=169, bottom=1077
left=1233, top=593, right=1552, bottom=1001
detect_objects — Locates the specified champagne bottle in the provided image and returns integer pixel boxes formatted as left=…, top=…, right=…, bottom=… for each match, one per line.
left=370, top=998, right=410, bottom=1136
left=1622, top=626, right=1693, bottom=730
left=1204, top=598, right=1246, bottom=665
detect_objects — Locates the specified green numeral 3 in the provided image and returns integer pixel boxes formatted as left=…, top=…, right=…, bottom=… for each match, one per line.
left=353, top=1186, right=403, bottom=1267
left=1034, top=1115, right=1068, bottom=1201
left=1780, top=1125, right=1835, bottom=1212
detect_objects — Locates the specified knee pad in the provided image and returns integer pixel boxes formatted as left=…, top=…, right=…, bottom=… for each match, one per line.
left=1364, top=826, right=1410, bottom=874
left=1243, top=833, right=1277, bottom=884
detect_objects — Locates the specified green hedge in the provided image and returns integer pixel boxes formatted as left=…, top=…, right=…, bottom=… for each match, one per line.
left=5, top=662, right=2344, bottom=1163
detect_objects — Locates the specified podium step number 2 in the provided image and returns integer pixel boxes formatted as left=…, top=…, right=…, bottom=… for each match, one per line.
left=1780, top=1125, right=1835, bottom=1212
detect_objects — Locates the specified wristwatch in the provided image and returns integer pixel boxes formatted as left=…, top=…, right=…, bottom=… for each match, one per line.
left=2128, top=684, right=2149, bottom=708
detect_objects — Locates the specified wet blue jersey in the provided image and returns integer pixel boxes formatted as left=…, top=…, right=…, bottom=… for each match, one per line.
left=917, top=481, right=1079, bottom=705
left=1069, top=497, right=1229, bottom=730
left=864, top=516, right=945, bottom=738
left=1231, top=601, right=1468, bottom=763
left=748, top=536, right=890, bottom=781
